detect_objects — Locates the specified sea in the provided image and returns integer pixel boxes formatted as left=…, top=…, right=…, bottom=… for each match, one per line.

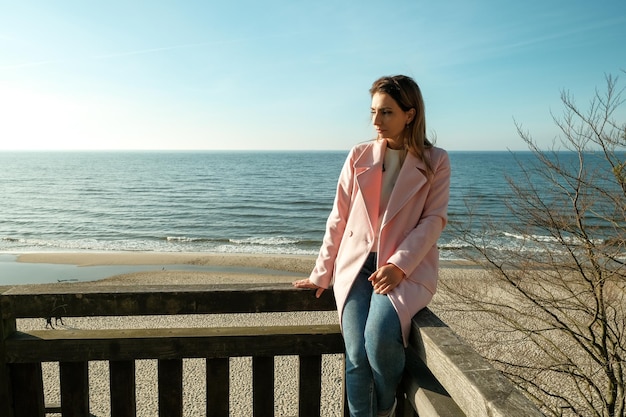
left=0, top=150, right=619, bottom=284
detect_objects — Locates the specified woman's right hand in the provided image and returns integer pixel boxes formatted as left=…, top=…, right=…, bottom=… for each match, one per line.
left=292, top=278, right=325, bottom=299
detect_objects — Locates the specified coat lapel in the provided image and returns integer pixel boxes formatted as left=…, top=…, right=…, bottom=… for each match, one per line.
left=382, top=151, right=429, bottom=227
left=354, top=141, right=385, bottom=234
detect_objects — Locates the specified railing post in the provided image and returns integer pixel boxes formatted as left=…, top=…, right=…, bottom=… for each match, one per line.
left=253, top=356, right=274, bottom=416
left=10, top=363, right=45, bottom=417
left=206, top=357, right=229, bottom=417
left=110, top=360, right=137, bottom=417
left=298, top=355, right=322, bottom=417
left=60, top=361, right=90, bottom=417
left=158, top=358, right=183, bottom=417
left=0, top=292, right=17, bottom=417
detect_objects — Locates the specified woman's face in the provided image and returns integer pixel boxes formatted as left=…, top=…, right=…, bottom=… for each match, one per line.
left=370, top=92, right=414, bottom=149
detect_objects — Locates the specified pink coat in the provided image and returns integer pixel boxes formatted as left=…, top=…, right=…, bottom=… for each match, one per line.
left=309, top=139, right=450, bottom=345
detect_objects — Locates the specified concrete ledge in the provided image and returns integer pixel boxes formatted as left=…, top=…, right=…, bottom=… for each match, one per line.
left=410, top=308, right=544, bottom=417
left=402, top=346, right=465, bottom=417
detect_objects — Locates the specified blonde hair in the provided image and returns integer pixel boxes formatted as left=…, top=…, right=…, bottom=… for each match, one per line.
left=370, top=75, right=434, bottom=176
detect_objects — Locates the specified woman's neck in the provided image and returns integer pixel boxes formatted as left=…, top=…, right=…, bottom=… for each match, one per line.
left=386, top=138, right=404, bottom=150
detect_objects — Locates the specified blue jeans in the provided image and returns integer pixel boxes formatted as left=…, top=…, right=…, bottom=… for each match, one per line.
left=342, top=253, right=405, bottom=416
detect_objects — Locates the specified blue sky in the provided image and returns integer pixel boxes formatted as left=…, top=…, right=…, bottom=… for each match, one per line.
left=1, top=1, right=624, bottom=151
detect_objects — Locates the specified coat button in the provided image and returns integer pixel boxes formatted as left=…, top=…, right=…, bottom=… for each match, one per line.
left=349, top=231, right=354, bottom=237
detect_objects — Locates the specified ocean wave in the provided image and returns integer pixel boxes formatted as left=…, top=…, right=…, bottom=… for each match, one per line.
left=229, top=236, right=302, bottom=246
left=165, top=236, right=229, bottom=243
left=503, top=231, right=606, bottom=246
left=0, top=235, right=322, bottom=256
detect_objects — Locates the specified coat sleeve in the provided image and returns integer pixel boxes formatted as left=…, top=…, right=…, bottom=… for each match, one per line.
left=387, top=150, right=451, bottom=278
left=308, top=148, right=357, bottom=289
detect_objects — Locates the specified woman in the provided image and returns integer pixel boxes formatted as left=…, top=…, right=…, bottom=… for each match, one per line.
left=293, top=75, right=450, bottom=417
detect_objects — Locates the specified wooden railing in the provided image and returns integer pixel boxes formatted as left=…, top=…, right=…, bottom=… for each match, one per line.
left=0, top=282, right=544, bottom=417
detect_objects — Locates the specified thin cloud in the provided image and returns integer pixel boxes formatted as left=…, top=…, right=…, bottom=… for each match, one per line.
left=1, top=29, right=312, bottom=70
left=91, top=29, right=312, bottom=61
left=0, top=59, right=66, bottom=70
left=503, top=15, right=626, bottom=52
left=90, top=40, right=238, bottom=60
left=0, top=40, right=239, bottom=70
left=421, top=13, right=626, bottom=73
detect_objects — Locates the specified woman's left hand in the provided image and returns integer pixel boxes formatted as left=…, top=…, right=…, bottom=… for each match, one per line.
left=292, top=278, right=326, bottom=298
left=368, top=263, right=405, bottom=295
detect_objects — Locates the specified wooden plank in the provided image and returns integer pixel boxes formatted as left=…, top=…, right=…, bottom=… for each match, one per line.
left=2, top=284, right=337, bottom=318
left=5, top=325, right=344, bottom=362
left=0, top=363, right=12, bottom=417
left=60, top=361, right=89, bottom=417
left=158, top=359, right=183, bottom=417
left=253, top=356, right=274, bottom=416
left=298, top=355, right=322, bottom=417
left=401, top=346, right=464, bottom=417
left=410, top=308, right=543, bottom=417
left=206, top=357, right=229, bottom=417
left=9, top=363, right=45, bottom=417
left=0, top=294, right=17, bottom=417
left=110, top=360, right=136, bottom=417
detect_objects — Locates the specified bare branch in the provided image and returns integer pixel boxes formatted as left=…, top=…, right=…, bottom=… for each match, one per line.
left=446, top=74, right=626, bottom=416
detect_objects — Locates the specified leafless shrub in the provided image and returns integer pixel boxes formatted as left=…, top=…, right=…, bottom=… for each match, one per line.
left=445, top=73, right=626, bottom=417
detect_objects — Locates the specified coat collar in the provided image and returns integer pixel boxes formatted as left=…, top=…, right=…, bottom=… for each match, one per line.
left=353, top=140, right=430, bottom=229
left=353, top=140, right=384, bottom=233
left=383, top=150, right=429, bottom=226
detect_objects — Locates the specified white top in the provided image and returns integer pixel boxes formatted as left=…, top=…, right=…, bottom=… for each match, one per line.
left=373, top=148, right=404, bottom=252
left=380, top=148, right=403, bottom=213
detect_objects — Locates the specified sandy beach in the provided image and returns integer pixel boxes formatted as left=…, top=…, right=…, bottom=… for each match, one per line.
left=5, top=252, right=487, bottom=417
left=12, top=251, right=477, bottom=283
left=16, top=251, right=317, bottom=273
